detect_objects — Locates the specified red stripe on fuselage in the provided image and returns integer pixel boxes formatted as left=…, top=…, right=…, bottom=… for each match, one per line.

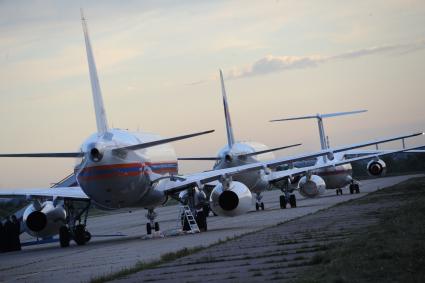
left=78, top=162, right=178, bottom=181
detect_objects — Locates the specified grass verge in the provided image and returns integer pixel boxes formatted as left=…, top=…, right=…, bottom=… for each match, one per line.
left=294, top=177, right=425, bottom=283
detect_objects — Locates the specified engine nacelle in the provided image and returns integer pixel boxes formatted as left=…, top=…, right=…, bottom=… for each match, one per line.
left=209, top=181, right=252, bottom=217
left=22, top=201, right=66, bottom=238
left=298, top=175, right=326, bottom=198
left=367, top=159, right=387, bottom=176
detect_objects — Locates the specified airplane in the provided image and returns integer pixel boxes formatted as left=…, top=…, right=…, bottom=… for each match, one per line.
left=178, top=70, right=302, bottom=212
left=270, top=110, right=424, bottom=207
left=0, top=12, right=423, bottom=248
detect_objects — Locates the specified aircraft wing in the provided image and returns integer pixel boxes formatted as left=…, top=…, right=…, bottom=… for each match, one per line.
left=268, top=146, right=422, bottom=183
left=343, top=148, right=425, bottom=158
left=160, top=132, right=424, bottom=195
left=0, top=186, right=89, bottom=201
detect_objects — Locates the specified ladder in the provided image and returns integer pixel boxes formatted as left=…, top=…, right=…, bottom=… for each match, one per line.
left=178, top=205, right=200, bottom=234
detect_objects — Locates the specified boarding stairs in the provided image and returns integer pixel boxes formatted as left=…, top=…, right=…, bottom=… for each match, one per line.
left=178, top=205, right=200, bottom=234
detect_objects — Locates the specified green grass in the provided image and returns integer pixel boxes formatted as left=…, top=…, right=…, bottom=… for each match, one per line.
left=294, top=177, right=425, bottom=283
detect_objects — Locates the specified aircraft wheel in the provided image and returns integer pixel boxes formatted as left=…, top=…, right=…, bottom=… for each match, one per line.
left=336, top=189, right=339, bottom=195
left=260, top=202, right=265, bottom=210
left=255, top=203, right=259, bottom=211
left=203, top=203, right=210, bottom=217
left=289, top=195, right=297, bottom=208
left=74, top=224, right=88, bottom=245
left=146, top=223, right=152, bottom=235
left=59, top=226, right=70, bottom=248
left=280, top=195, right=287, bottom=209
left=154, top=222, right=160, bottom=232
left=84, top=231, right=91, bottom=243
left=355, top=184, right=360, bottom=194
left=196, top=211, right=207, bottom=232
left=349, top=185, right=354, bottom=194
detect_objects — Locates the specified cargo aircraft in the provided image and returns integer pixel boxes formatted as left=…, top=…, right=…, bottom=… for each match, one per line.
left=0, top=13, right=422, bottom=247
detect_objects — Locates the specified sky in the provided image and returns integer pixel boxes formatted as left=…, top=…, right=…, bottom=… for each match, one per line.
left=0, top=0, right=424, bottom=188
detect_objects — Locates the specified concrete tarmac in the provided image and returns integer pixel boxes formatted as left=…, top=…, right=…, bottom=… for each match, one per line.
left=0, top=175, right=420, bottom=283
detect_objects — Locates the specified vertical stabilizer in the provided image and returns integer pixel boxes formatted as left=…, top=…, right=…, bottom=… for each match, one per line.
left=219, top=70, right=235, bottom=148
left=270, top=110, right=367, bottom=161
left=81, top=10, right=109, bottom=134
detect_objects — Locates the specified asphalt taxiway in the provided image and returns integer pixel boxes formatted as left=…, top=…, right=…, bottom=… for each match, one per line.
left=0, top=175, right=421, bottom=283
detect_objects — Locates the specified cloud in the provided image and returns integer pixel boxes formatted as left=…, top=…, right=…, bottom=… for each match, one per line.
left=227, top=40, right=425, bottom=79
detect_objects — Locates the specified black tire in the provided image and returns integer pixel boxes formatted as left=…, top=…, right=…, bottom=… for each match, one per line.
left=255, top=203, right=259, bottom=211
left=146, top=223, right=152, bottom=235
left=196, top=211, right=207, bottom=232
left=203, top=204, right=210, bottom=217
left=336, top=189, right=339, bottom=195
left=84, top=231, right=91, bottom=243
left=349, top=185, right=354, bottom=194
left=260, top=202, right=265, bottom=210
left=289, top=195, right=297, bottom=208
left=74, top=224, right=87, bottom=245
left=154, top=222, right=160, bottom=232
left=280, top=195, right=287, bottom=209
left=59, top=226, right=70, bottom=248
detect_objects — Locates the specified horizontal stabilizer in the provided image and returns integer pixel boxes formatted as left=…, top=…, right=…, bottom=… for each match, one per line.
left=0, top=152, right=84, bottom=158
left=114, top=130, right=215, bottom=152
left=270, top=110, right=367, bottom=122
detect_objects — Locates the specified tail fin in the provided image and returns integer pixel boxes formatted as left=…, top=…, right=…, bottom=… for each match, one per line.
left=81, top=9, right=109, bottom=134
left=270, top=110, right=367, bottom=151
left=219, top=70, right=235, bottom=148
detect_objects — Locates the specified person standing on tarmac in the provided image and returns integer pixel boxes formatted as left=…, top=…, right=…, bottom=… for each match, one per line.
left=0, top=221, right=5, bottom=252
left=4, top=217, right=14, bottom=252
left=11, top=215, right=21, bottom=251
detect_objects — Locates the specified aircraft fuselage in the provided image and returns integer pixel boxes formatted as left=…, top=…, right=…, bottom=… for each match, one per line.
left=75, top=129, right=178, bottom=209
left=213, top=141, right=274, bottom=194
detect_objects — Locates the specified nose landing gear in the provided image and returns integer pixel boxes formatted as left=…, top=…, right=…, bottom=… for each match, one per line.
left=146, top=209, right=160, bottom=235
left=255, top=193, right=265, bottom=211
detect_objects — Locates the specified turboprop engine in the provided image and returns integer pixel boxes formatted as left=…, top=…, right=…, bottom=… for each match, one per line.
left=367, top=159, right=387, bottom=176
left=298, top=175, right=326, bottom=198
left=209, top=181, right=252, bottom=217
left=22, top=201, right=66, bottom=238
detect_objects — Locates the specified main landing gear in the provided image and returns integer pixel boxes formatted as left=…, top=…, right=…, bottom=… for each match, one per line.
left=349, top=181, right=360, bottom=194
left=146, top=209, right=160, bottom=235
left=255, top=193, right=265, bottom=211
left=278, top=179, right=297, bottom=209
left=336, top=188, right=343, bottom=195
left=280, top=194, right=297, bottom=209
left=60, top=200, right=92, bottom=248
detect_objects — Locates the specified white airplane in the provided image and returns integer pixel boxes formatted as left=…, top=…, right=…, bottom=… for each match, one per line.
left=0, top=13, right=423, bottom=248
left=178, top=70, right=302, bottom=212
left=270, top=110, right=424, bottom=206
